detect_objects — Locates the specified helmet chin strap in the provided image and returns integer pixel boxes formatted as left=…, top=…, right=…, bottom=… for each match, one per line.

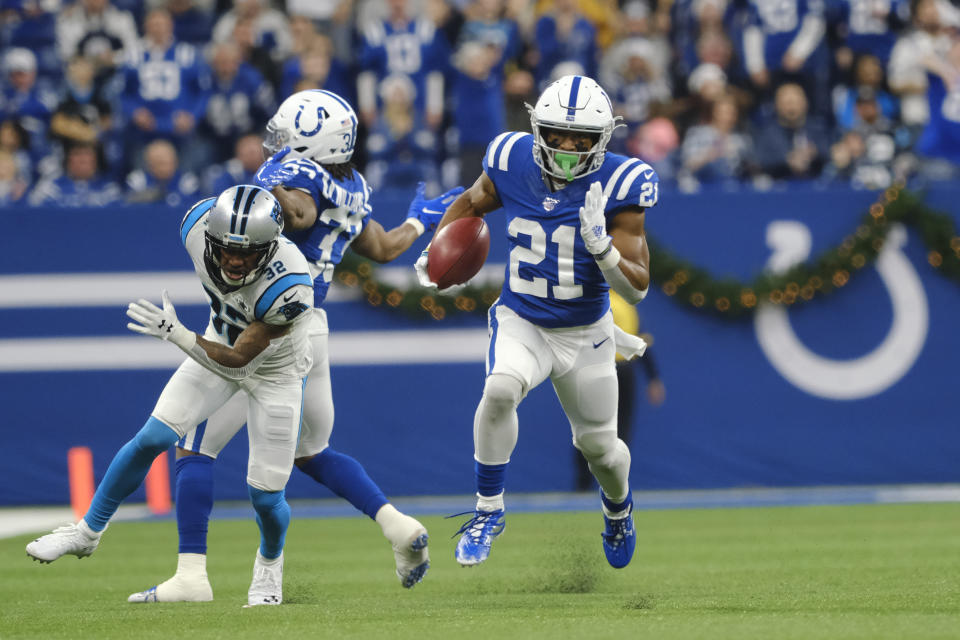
left=553, top=152, right=579, bottom=182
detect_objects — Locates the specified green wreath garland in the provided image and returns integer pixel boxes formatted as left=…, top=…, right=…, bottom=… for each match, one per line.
left=334, top=186, right=960, bottom=321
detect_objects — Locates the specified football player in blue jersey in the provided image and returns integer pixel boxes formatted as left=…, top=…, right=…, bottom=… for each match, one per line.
left=126, top=89, right=463, bottom=603
left=415, top=75, right=655, bottom=569
left=28, top=185, right=315, bottom=607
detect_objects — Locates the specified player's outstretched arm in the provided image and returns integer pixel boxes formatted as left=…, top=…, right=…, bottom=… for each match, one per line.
left=271, top=186, right=318, bottom=231
left=351, top=184, right=465, bottom=263
left=127, top=291, right=289, bottom=380
left=413, top=172, right=502, bottom=288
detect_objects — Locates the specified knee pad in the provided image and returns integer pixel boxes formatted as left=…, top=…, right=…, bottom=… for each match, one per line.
left=134, top=417, right=180, bottom=454
left=481, top=373, right=523, bottom=417
left=574, top=428, right=618, bottom=461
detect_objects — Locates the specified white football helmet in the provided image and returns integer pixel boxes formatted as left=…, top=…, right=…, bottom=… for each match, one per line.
left=203, top=185, right=284, bottom=292
left=263, top=89, right=358, bottom=165
left=528, top=75, right=619, bottom=182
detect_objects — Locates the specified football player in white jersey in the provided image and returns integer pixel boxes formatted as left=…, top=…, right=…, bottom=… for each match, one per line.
left=27, top=185, right=315, bottom=606
left=126, top=90, right=463, bottom=603
left=415, top=75, right=655, bottom=569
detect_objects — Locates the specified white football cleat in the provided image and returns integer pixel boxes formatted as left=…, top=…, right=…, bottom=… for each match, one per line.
left=127, top=575, right=213, bottom=603
left=244, top=551, right=283, bottom=607
left=26, top=522, right=102, bottom=563
left=389, top=515, right=429, bottom=588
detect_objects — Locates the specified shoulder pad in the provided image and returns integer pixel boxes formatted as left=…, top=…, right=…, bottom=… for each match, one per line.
left=601, top=157, right=659, bottom=209
left=483, top=132, right=531, bottom=174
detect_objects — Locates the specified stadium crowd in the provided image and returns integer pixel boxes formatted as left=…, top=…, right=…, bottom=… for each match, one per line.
left=1, top=0, right=959, bottom=208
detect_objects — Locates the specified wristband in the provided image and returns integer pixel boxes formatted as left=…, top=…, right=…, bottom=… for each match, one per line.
left=403, top=217, right=425, bottom=236
left=594, top=244, right=621, bottom=271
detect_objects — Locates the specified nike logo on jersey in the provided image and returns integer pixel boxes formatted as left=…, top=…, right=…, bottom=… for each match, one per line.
left=283, top=292, right=297, bottom=302
left=593, top=337, right=610, bottom=349
left=643, top=170, right=654, bottom=180
left=422, top=207, right=443, bottom=214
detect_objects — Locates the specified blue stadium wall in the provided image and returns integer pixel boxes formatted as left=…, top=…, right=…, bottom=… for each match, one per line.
left=1, top=185, right=958, bottom=506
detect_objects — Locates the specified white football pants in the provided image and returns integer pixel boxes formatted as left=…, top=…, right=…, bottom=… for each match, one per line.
left=476, top=303, right=631, bottom=501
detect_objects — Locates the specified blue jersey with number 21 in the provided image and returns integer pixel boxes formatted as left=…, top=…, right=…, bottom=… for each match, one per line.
left=483, top=132, right=659, bottom=328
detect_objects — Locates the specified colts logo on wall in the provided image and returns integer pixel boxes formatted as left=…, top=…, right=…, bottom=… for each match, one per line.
left=295, top=105, right=329, bottom=137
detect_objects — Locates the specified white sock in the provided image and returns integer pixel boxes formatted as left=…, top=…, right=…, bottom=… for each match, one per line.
left=476, top=492, right=504, bottom=512
left=174, top=553, right=208, bottom=579
left=375, top=504, right=423, bottom=545
left=256, top=551, right=283, bottom=566
left=77, top=519, right=101, bottom=539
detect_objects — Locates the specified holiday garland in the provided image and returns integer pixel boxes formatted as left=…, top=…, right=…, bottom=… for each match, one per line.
left=333, top=186, right=960, bottom=321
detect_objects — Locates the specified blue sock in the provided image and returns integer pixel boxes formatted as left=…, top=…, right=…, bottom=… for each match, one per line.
left=600, top=489, right=632, bottom=513
left=476, top=461, right=508, bottom=498
left=297, top=448, right=387, bottom=520
left=84, top=417, right=179, bottom=532
left=248, top=486, right=289, bottom=559
left=175, top=455, right=214, bottom=554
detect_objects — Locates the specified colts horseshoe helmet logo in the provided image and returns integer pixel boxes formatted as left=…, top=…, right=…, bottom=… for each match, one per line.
left=294, top=105, right=329, bottom=137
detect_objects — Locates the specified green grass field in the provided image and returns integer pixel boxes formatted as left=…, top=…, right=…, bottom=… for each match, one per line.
left=2, top=502, right=959, bottom=639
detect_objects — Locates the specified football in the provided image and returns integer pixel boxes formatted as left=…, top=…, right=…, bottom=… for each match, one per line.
left=427, top=217, right=490, bottom=289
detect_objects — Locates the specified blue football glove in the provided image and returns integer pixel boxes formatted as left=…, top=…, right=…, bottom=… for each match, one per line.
left=405, top=183, right=465, bottom=234
left=253, top=146, right=295, bottom=189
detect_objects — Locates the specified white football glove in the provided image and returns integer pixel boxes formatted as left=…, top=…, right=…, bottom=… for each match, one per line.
left=579, top=181, right=612, bottom=256
left=414, top=249, right=438, bottom=289
left=126, top=289, right=194, bottom=349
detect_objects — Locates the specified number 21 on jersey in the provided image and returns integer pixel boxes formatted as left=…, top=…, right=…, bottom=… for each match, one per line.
left=508, top=218, right=582, bottom=300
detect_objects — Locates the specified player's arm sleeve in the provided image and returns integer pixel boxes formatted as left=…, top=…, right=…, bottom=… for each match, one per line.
left=596, top=159, right=659, bottom=303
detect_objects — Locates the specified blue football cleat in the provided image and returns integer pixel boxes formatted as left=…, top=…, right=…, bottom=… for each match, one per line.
left=451, top=509, right=505, bottom=566
left=601, top=497, right=636, bottom=569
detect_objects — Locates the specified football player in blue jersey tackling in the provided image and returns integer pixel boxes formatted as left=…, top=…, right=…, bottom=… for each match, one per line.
left=119, top=90, right=462, bottom=604
left=416, top=75, right=655, bottom=569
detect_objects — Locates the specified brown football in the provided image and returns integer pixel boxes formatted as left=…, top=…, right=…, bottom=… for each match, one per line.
left=427, top=217, right=490, bottom=289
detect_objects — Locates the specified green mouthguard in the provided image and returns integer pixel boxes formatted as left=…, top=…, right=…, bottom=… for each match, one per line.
left=554, top=152, right=578, bottom=181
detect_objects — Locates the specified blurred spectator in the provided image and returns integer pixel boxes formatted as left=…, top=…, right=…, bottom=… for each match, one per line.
left=212, top=0, right=293, bottom=68
left=833, top=53, right=898, bottom=129
left=888, top=0, right=953, bottom=131
left=364, top=73, right=439, bottom=191
left=0, top=48, right=56, bottom=169
left=168, top=0, right=215, bottom=46
left=607, top=39, right=672, bottom=140
left=680, top=92, right=754, bottom=187
left=203, top=131, right=263, bottom=195
left=828, top=0, right=909, bottom=73
left=125, top=138, right=199, bottom=205
left=754, top=82, right=830, bottom=180
left=56, top=0, right=139, bottom=74
left=451, top=40, right=505, bottom=184
left=0, top=118, right=34, bottom=181
left=742, top=0, right=832, bottom=119
left=627, top=116, right=680, bottom=185
left=914, top=37, right=960, bottom=179
left=572, top=290, right=665, bottom=492
left=27, top=140, right=120, bottom=206
left=461, top=0, right=522, bottom=64
left=229, top=14, right=281, bottom=90
left=823, top=87, right=899, bottom=188
left=601, top=1, right=671, bottom=93
left=200, top=42, right=275, bottom=163
left=357, top=0, right=447, bottom=130
left=121, top=8, right=212, bottom=173
left=0, top=148, right=29, bottom=204
left=49, top=56, right=113, bottom=146
left=280, top=33, right=354, bottom=101
left=1, top=0, right=62, bottom=81
left=532, top=0, right=598, bottom=89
